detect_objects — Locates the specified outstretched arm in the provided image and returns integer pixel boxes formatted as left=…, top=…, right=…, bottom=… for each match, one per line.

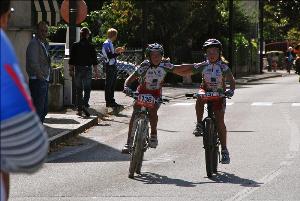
left=226, top=72, right=236, bottom=91
left=124, top=73, right=138, bottom=88
left=172, top=64, right=194, bottom=76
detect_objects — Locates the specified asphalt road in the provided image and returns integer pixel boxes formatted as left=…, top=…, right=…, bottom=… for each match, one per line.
left=10, top=74, right=300, bottom=201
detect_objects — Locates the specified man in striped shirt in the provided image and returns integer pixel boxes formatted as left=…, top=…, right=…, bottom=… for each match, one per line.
left=0, top=1, right=49, bottom=200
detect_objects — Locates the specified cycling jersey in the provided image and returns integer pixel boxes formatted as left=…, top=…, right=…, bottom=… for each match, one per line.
left=193, top=60, right=231, bottom=93
left=133, top=60, right=174, bottom=97
left=102, top=39, right=118, bottom=65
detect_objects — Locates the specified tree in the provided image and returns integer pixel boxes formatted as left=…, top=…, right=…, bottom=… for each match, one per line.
left=51, top=0, right=257, bottom=61
left=264, top=0, right=300, bottom=43
left=98, top=0, right=142, bottom=47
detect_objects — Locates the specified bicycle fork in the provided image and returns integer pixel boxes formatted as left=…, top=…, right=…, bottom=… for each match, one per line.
left=131, top=115, right=149, bottom=152
left=203, top=116, right=221, bottom=163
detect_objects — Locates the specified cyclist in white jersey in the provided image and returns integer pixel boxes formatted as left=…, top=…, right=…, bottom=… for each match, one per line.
left=121, top=43, right=190, bottom=154
left=172, top=39, right=236, bottom=164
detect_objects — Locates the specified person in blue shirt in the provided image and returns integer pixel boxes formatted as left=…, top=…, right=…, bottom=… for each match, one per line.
left=102, top=28, right=125, bottom=107
left=286, top=46, right=294, bottom=74
left=0, top=1, right=48, bottom=200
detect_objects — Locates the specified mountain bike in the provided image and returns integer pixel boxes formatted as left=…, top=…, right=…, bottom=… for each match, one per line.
left=187, top=90, right=230, bottom=178
left=127, top=92, right=168, bottom=179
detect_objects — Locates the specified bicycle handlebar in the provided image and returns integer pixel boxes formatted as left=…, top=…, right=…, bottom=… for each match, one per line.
left=125, top=91, right=170, bottom=104
left=185, top=92, right=231, bottom=99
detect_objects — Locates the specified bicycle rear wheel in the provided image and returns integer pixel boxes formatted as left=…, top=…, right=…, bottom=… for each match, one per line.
left=203, top=118, right=214, bottom=178
left=129, top=119, right=147, bottom=178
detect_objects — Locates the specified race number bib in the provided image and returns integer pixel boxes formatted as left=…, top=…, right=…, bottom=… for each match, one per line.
left=205, top=92, right=221, bottom=97
left=197, top=89, right=221, bottom=100
left=137, top=94, right=155, bottom=108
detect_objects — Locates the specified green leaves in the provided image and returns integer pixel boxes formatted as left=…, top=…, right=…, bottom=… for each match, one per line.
left=264, top=0, right=300, bottom=42
left=234, top=33, right=249, bottom=48
left=287, top=28, right=300, bottom=41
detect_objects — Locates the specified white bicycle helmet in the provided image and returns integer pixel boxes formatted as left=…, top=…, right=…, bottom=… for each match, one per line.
left=203, top=39, right=222, bottom=51
left=145, top=43, right=164, bottom=57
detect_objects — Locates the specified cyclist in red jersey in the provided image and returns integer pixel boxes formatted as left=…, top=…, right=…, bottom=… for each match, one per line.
left=121, top=43, right=189, bottom=154
left=167, top=39, right=236, bottom=164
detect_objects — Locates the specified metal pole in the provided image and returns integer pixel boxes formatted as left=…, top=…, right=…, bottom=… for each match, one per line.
left=228, top=0, right=234, bottom=75
left=259, top=0, right=264, bottom=74
left=69, top=0, right=77, bottom=105
left=142, top=1, right=148, bottom=58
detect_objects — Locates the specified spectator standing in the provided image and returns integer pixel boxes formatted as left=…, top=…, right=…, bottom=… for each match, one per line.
left=26, top=21, right=51, bottom=123
left=1, top=1, right=49, bottom=200
left=69, top=27, right=100, bottom=116
left=102, top=28, right=125, bottom=107
left=286, top=46, right=294, bottom=74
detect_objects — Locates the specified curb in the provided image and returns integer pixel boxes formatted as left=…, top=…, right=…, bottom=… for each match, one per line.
left=48, top=116, right=98, bottom=146
left=235, top=74, right=283, bottom=84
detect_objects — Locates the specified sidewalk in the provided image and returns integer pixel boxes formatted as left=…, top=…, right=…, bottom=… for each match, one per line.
left=235, top=69, right=285, bottom=84
left=45, top=70, right=288, bottom=145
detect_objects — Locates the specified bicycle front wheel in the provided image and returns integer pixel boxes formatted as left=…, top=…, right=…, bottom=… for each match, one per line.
left=129, top=118, right=147, bottom=178
left=203, top=118, right=215, bottom=178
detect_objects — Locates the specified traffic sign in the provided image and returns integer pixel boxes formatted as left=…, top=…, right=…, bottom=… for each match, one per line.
left=60, top=0, right=88, bottom=24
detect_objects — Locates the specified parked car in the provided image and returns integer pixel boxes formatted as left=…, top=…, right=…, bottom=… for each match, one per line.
left=96, top=52, right=137, bottom=78
left=49, top=42, right=66, bottom=65
left=265, top=51, right=285, bottom=71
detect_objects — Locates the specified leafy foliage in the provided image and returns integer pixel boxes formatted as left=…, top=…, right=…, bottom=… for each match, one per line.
left=99, top=0, right=142, bottom=47
left=264, top=0, right=300, bottom=43
left=48, top=23, right=67, bottom=43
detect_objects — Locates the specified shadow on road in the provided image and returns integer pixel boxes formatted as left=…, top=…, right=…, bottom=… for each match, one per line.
left=133, top=171, right=262, bottom=188
left=210, top=171, right=263, bottom=187
left=158, top=128, right=180, bottom=133
left=47, top=136, right=129, bottom=163
left=134, top=172, right=197, bottom=187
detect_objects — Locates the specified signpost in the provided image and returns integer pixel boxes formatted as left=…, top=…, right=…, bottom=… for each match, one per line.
left=259, top=0, right=264, bottom=74
left=60, top=0, right=88, bottom=105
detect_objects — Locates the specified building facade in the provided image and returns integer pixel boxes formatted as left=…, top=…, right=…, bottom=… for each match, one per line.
left=7, top=0, right=60, bottom=79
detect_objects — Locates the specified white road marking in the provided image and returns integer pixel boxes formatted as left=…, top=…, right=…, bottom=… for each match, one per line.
left=282, top=110, right=300, bottom=152
left=227, top=106, right=300, bottom=201
left=171, top=103, right=195, bottom=106
left=251, top=102, right=273, bottom=106
left=170, top=102, right=300, bottom=107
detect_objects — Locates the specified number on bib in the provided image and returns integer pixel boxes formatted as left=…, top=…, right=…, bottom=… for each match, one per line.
left=137, top=94, right=155, bottom=108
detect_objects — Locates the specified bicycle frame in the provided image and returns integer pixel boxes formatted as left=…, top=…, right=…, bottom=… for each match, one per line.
left=204, top=101, right=221, bottom=159
left=127, top=92, right=167, bottom=178
left=202, top=100, right=221, bottom=178
left=131, top=106, right=150, bottom=152
left=186, top=91, right=229, bottom=177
